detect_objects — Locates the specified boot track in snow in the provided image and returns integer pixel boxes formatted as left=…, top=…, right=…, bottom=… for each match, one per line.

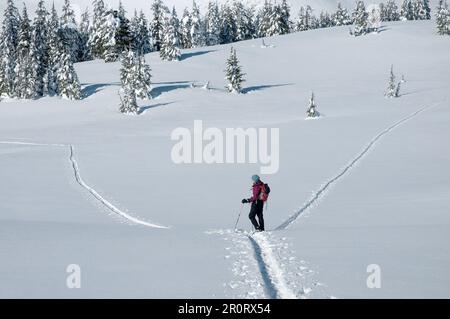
left=0, top=141, right=169, bottom=229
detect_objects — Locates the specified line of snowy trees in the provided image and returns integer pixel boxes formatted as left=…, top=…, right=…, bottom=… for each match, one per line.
left=436, top=0, right=450, bottom=35
left=0, top=0, right=81, bottom=99
left=1, top=0, right=445, bottom=101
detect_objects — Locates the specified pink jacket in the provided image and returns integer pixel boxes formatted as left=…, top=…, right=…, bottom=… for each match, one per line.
left=247, top=181, right=264, bottom=203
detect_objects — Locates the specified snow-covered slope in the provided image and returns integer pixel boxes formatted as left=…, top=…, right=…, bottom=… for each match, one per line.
left=1, top=20, right=449, bottom=298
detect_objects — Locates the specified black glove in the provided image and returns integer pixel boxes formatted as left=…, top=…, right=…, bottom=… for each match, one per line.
left=241, top=199, right=248, bottom=204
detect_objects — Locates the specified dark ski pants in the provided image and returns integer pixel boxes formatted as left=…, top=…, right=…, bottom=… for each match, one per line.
left=249, top=200, right=265, bottom=231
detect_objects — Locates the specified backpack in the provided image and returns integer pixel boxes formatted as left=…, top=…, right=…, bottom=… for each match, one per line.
left=259, top=183, right=271, bottom=202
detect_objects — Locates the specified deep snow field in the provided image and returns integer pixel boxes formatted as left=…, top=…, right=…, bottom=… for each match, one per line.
left=1, top=19, right=449, bottom=298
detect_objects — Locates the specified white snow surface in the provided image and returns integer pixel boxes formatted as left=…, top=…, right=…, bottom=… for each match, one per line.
left=1, top=20, right=450, bottom=298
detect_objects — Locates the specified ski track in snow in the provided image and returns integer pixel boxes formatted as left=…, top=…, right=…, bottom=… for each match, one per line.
left=275, top=102, right=441, bottom=230
left=247, top=233, right=297, bottom=299
left=0, top=141, right=169, bottom=229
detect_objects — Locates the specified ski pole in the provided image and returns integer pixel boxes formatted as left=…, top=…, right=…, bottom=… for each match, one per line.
left=234, top=204, right=244, bottom=230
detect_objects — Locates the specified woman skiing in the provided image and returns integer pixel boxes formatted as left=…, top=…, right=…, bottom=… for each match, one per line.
left=242, top=175, right=269, bottom=232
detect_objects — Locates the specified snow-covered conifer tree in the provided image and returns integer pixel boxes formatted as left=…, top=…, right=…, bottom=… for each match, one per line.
left=333, top=2, right=351, bottom=26
left=385, top=65, right=399, bottom=98
left=60, top=0, right=80, bottom=62
left=56, top=34, right=81, bottom=100
left=79, top=8, right=91, bottom=61
left=353, top=1, right=368, bottom=36
left=191, top=0, right=206, bottom=47
left=296, top=7, right=307, bottom=31
left=180, top=8, right=193, bottom=48
left=131, top=10, right=151, bottom=54
left=102, top=10, right=120, bottom=62
left=46, top=3, right=60, bottom=96
left=266, top=3, right=285, bottom=36
left=400, top=0, right=415, bottom=20
left=14, top=4, right=35, bottom=99
left=160, top=7, right=181, bottom=61
left=0, top=0, right=20, bottom=96
left=367, top=5, right=381, bottom=32
left=119, top=50, right=139, bottom=114
left=385, top=0, right=400, bottom=21
left=319, top=11, right=333, bottom=28
left=115, top=8, right=133, bottom=56
left=436, top=0, right=449, bottom=35
left=306, top=92, right=319, bottom=118
left=225, top=47, right=245, bottom=93
left=233, top=0, right=252, bottom=41
left=220, top=4, right=237, bottom=43
left=151, top=0, right=168, bottom=51
left=257, top=0, right=273, bottom=37
left=205, top=1, right=221, bottom=46
left=135, top=53, right=152, bottom=99
left=280, top=0, right=291, bottom=32
left=89, top=0, right=106, bottom=58
left=30, top=0, right=49, bottom=97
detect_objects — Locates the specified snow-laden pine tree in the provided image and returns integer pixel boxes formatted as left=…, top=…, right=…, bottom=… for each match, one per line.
left=353, top=1, right=368, bottom=36
left=89, top=0, right=106, bottom=58
left=423, top=0, right=432, bottom=19
left=115, top=4, right=133, bottom=56
left=400, top=0, right=414, bottom=20
left=385, top=65, right=399, bottom=98
left=225, top=47, right=245, bottom=93
left=160, top=7, right=181, bottom=61
left=280, top=0, right=291, bottom=32
left=0, top=0, right=20, bottom=97
left=257, top=0, right=273, bottom=37
left=233, top=0, right=254, bottom=41
left=131, top=10, right=151, bottom=54
left=266, top=3, right=285, bottom=36
left=296, top=6, right=317, bottom=31
left=119, top=50, right=139, bottom=114
left=436, top=0, right=449, bottom=35
left=79, top=8, right=91, bottom=61
left=296, top=7, right=307, bottom=31
left=180, top=8, right=193, bottom=48
left=56, top=42, right=82, bottom=100
left=135, top=53, right=152, bottom=99
left=319, top=11, right=332, bottom=28
left=60, top=0, right=81, bottom=62
left=14, top=4, right=35, bottom=99
left=306, top=92, right=319, bottom=118
left=46, top=3, right=60, bottom=96
left=205, top=1, right=221, bottom=46
left=30, top=0, right=49, bottom=98
left=384, top=0, right=400, bottom=21
left=151, top=0, right=168, bottom=51
left=367, top=5, right=382, bottom=32
left=191, top=0, right=206, bottom=47
left=333, top=2, right=351, bottom=26
left=220, top=3, right=238, bottom=43
left=102, top=10, right=120, bottom=62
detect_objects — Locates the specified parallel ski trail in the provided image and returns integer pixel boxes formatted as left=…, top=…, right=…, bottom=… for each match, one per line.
left=247, top=233, right=297, bottom=299
left=275, top=103, right=438, bottom=230
left=0, top=141, right=169, bottom=229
